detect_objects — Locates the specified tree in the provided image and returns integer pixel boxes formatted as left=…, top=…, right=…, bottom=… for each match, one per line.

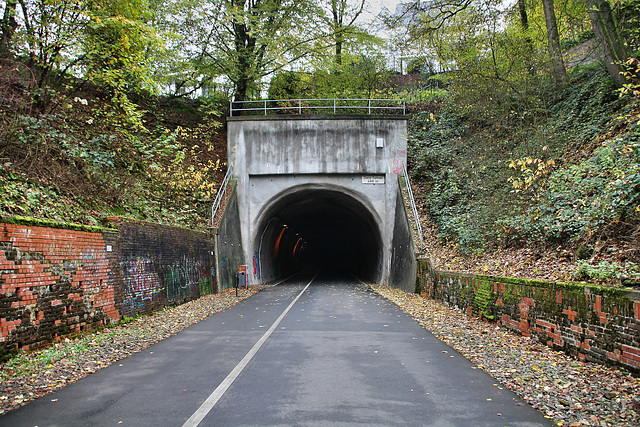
left=0, top=0, right=90, bottom=110
left=400, top=0, right=475, bottom=34
left=326, top=0, right=366, bottom=65
left=587, top=0, right=628, bottom=88
left=83, top=0, right=162, bottom=122
left=517, top=0, right=529, bottom=31
left=541, top=0, right=569, bottom=88
left=404, top=0, right=543, bottom=124
left=616, top=0, right=640, bottom=53
left=0, top=0, right=18, bottom=58
left=152, top=0, right=329, bottom=102
left=268, top=51, right=390, bottom=100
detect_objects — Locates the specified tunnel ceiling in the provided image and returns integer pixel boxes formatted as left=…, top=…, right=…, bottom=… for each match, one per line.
left=256, top=188, right=382, bottom=281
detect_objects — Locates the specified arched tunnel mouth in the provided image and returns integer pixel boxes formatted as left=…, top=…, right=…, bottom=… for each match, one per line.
left=254, top=187, right=382, bottom=283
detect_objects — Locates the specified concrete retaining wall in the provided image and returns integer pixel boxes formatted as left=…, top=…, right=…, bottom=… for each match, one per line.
left=231, top=115, right=405, bottom=176
left=417, top=259, right=640, bottom=374
left=0, top=219, right=215, bottom=354
left=389, top=183, right=417, bottom=288
left=213, top=180, right=246, bottom=291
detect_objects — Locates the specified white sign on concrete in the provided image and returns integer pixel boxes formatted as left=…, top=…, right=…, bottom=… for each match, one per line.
left=362, top=175, right=385, bottom=184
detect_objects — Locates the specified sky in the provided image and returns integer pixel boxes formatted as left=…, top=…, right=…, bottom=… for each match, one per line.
left=362, top=0, right=405, bottom=30
left=367, top=0, right=404, bottom=17
left=349, top=0, right=408, bottom=44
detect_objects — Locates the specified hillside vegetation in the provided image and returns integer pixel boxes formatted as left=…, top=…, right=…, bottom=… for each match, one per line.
left=0, top=73, right=226, bottom=231
left=409, top=65, right=640, bottom=286
left=2, top=62, right=638, bottom=287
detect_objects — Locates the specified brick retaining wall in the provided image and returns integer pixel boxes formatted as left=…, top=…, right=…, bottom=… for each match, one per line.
left=0, top=223, right=118, bottom=351
left=112, top=218, right=216, bottom=317
left=1, top=219, right=215, bottom=354
left=417, top=259, right=640, bottom=374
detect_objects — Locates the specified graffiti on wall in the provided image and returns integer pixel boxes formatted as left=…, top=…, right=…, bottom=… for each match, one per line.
left=121, top=257, right=163, bottom=312
left=164, top=257, right=209, bottom=302
left=390, top=158, right=403, bottom=175
left=389, top=133, right=407, bottom=175
left=199, top=276, right=213, bottom=295
left=253, top=253, right=258, bottom=275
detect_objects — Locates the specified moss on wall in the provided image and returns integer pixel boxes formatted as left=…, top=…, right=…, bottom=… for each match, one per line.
left=0, top=215, right=117, bottom=233
left=417, top=258, right=640, bottom=373
left=474, top=278, right=495, bottom=320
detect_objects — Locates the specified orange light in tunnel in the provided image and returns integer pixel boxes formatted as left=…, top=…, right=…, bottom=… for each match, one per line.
left=273, top=227, right=286, bottom=258
left=293, top=238, right=303, bottom=256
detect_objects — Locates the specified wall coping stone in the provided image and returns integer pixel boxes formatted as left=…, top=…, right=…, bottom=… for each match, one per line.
left=1, top=215, right=117, bottom=233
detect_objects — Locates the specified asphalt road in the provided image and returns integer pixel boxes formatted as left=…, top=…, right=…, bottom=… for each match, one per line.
left=0, top=275, right=552, bottom=426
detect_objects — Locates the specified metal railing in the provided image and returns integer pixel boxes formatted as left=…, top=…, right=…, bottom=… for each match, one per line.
left=229, top=98, right=406, bottom=116
left=401, top=162, right=423, bottom=249
left=211, top=166, right=233, bottom=228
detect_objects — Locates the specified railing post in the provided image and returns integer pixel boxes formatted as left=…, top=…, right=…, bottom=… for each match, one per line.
left=368, top=99, right=371, bottom=114
left=298, top=99, right=302, bottom=114
left=401, top=162, right=423, bottom=248
left=264, top=100, right=267, bottom=115
left=230, top=101, right=233, bottom=117
left=211, top=166, right=233, bottom=227
left=333, top=99, right=336, bottom=114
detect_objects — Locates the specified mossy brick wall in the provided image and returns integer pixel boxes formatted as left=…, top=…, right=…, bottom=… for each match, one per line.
left=416, top=259, right=640, bottom=374
left=1, top=219, right=216, bottom=353
left=0, top=223, right=119, bottom=351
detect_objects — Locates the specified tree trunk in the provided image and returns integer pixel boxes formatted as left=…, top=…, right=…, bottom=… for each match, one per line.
left=587, top=0, right=628, bottom=88
left=0, top=0, right=18, bottom=58
left=541, top=0, right=569, bottom=88
left=235, top=78, right=249, bottom=103
left=232, top=2, right=256, bottom=105
left=332, top=0, right=344, bottom=66
left=330, top=0, right=364, bottom=66
left=518, top=0, right=536, bottom=76
left=518, top=0, right=528, bottom=31
left=335, top=35, right=343, bottom=66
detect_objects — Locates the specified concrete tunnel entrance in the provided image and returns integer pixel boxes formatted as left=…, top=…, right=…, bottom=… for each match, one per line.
left=254, top=187, right=383, bottom=282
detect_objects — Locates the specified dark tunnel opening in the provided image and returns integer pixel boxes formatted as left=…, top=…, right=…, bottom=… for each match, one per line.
left=254, top=188, right=382, bottom=283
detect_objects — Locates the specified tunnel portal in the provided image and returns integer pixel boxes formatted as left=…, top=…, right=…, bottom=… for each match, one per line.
left=254, top=188, right=382, bottom=282
left=222, top=114, right=417, bottom=292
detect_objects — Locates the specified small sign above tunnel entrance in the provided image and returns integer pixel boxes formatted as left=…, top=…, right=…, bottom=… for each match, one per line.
left=362, top=175, right=385, bottom=184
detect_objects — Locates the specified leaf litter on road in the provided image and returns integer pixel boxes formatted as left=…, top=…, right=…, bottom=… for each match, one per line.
left=0, top=286, right=268, bottom=416
left=370, top=284, right=639, bottom=427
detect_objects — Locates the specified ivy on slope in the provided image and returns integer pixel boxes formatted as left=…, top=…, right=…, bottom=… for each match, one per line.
left=0, top=87, right=224, bottom=231
left=409, top=67, right=640, bottom=284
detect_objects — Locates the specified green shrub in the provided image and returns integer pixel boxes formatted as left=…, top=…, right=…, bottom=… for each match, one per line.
left=571, top=260, right=640, bottom=284
left=500, top=133, right=640, bottom=245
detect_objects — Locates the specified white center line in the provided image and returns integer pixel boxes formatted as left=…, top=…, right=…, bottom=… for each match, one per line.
left=182, top=274, right=316, bottom=427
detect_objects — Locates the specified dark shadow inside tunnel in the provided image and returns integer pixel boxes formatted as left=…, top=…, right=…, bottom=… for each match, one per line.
left=254, top=188, right=382, bottom=283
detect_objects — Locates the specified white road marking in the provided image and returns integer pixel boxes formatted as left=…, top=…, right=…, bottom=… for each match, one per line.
left=182, top=274, right=316, bottom=427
